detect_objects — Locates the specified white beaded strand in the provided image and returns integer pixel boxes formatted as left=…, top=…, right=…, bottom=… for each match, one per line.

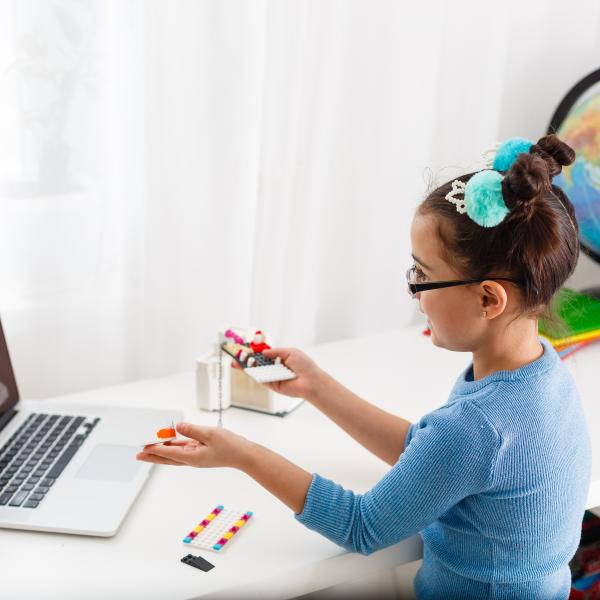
left=445, top=179, right=468, bottom=214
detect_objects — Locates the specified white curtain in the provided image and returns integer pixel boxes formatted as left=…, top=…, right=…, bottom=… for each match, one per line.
left=0, top=0, right=145, bottom=397
left=2, top=0, right=600, bottom=398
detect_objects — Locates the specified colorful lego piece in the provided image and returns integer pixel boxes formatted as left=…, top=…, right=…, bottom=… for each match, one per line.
left=224, top=329, right=245, bottom=345
left=183, top=505, right=253, bottom=552
left=220, top=327, right=296, bottom=383
left=223, top=342, right=254, bottom=362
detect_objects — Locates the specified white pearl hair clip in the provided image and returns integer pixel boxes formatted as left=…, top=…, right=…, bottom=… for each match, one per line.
left=482, top=141, right=501, bottom=169
left=445, top=179, right=468, bottom=214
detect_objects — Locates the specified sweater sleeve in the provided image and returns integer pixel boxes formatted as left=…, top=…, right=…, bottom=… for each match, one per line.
left=403, top=421, right=417, bottom=450
left=295, top=401, right=500, bottom=555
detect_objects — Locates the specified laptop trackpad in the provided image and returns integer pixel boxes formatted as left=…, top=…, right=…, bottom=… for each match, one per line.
left=75, top=444, right=141, bottom=482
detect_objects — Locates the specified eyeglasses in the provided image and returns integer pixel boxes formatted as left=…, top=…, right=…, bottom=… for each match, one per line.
left=406, top=266, right=523, bottom=299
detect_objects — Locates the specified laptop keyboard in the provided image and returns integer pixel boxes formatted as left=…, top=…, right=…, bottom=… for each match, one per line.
left=0, top=412, right=100, bottom=508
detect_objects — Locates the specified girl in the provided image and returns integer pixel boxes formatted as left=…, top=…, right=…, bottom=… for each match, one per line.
left=137, top=134, right=592, bottom=599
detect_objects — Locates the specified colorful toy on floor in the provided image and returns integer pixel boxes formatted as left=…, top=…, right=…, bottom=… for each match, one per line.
left=183, top=505, right=253, bottom=552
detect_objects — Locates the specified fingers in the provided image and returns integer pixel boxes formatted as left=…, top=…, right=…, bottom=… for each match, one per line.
left=143, top=441, right=198, bottom=464
left=143, top=440, right=187, bottom=448
left=229, top=347, right=294, bottom=368
left=162, top=440, right=193, bottom=447
left=176, top=421, right=213, bottom=442
left=262, top=347, right=292, bottom=361
left=136, top=451, right=185, bottom=466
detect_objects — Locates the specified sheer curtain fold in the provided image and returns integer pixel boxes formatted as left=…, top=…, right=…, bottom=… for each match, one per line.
left=0, top=0, right=144, bottom=398
left=2, top=0, right=600, bottom=397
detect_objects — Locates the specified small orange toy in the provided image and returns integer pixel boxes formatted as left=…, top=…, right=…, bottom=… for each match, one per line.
left=142, top=421, right=177, bottom=446
left=157, top=426, right=176, bottom=439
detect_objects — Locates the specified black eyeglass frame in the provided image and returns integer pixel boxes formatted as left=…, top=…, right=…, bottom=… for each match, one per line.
left=406, top=267, right=524, bottom=299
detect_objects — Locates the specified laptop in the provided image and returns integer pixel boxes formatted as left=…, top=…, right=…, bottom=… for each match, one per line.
left=0, top=318, right=183, bottom=536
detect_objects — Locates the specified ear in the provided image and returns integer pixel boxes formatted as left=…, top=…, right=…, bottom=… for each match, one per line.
left=477, top=280, right=508, bottom=319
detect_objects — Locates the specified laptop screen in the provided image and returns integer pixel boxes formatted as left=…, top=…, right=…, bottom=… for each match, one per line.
left=0, top=319, right=19, bottom=416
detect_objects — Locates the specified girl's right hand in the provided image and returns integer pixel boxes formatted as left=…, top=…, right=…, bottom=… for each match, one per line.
left=232, top=347, right=326, bottom=400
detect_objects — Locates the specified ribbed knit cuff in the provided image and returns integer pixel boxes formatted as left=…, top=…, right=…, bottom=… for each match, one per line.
left=295, top=473, right=339, bottom=530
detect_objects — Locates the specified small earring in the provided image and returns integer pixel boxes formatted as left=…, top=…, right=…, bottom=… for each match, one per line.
left=482, top=311, right=487, bottom=318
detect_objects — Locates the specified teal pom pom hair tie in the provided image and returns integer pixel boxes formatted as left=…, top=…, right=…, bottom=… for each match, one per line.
left=446, top=171, right=508, bottom=228
left=491, top=137, right=533, bottom=171
left=465, top=171, right=508, bottom=227
left=445, top=136, right=534, bottom=228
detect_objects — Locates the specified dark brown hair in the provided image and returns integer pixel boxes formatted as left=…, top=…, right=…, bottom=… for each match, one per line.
left=417, top=135, right=579, bottom=332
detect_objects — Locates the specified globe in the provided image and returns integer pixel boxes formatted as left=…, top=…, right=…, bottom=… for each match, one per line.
left=550, top=69, right=600, bottom=266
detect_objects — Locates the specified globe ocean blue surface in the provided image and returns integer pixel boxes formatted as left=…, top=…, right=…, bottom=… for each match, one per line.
left=554, top=93, right=600, bottom=259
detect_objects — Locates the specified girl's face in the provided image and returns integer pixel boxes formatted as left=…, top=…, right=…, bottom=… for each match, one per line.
left=409, top=213, right=488, bottom=352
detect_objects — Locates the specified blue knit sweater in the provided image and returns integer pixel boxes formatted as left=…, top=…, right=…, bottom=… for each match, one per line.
left=295, top=337, right=592, bottom=599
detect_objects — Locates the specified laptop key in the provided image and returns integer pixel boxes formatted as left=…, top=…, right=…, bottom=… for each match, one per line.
left=47, top=444, right=80, bottom=479
left=9, top=490, right=28, bottom=506
left=0, top=413, right=94, bottom=508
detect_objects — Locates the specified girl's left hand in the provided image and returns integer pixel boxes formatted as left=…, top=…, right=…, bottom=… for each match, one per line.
left=136, top=422, right=254, bottom=469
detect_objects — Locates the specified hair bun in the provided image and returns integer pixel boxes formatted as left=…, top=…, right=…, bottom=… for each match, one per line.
left=502, top=153, right=548, bottom=214
left=530, top=134, right=575, bottom=177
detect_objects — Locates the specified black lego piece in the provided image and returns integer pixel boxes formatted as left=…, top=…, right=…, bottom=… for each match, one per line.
left=181, top=553, right=215, bottom=572
left=221, top=342, right=275, bottom=368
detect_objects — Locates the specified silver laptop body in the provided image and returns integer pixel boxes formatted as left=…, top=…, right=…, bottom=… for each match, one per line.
left=0, top=319, right=183, bottom=536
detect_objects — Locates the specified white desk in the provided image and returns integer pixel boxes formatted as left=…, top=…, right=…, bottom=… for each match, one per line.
left=3, top=325, right=599, bottom=599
